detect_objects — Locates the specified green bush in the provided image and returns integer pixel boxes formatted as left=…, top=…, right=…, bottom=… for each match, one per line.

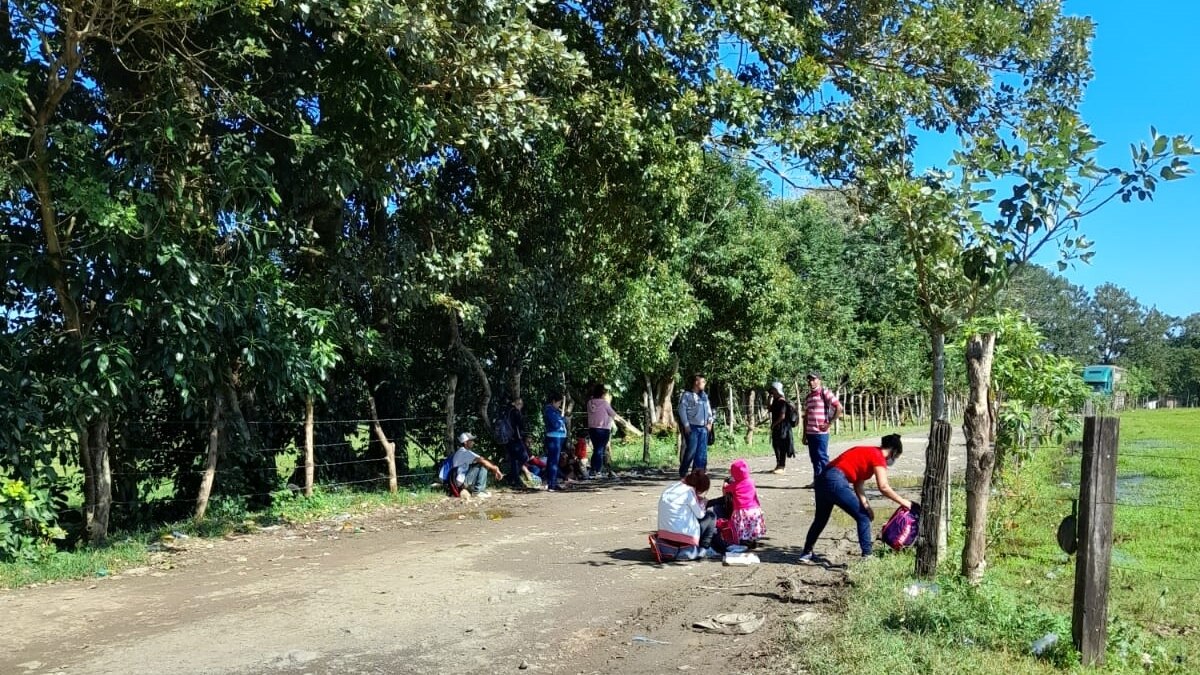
left=0, top=477, right=66, bottom=562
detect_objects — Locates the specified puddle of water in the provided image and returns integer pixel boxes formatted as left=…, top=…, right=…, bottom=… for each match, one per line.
left=1116, top=473, right=1156, bottom=505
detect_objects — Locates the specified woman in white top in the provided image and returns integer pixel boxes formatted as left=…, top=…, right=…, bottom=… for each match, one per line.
left=653, top=471, right=724, bottom=560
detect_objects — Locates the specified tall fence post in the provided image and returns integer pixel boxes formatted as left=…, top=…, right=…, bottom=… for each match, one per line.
left=915, top=419, right=952, bottom=577
left=1072, top=416, right=1120, bottom=666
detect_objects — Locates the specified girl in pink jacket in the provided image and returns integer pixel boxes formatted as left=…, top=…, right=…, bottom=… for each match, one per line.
left=723, top=459, right=766, bottom=545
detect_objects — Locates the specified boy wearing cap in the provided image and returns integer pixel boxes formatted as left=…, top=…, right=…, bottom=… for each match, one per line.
left=801, top=371, right=842, bottom=482
left=450, top=432, right=505, bottom=499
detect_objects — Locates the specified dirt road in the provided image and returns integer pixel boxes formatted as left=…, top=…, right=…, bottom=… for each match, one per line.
left=0, top=431, right=963, bottom=675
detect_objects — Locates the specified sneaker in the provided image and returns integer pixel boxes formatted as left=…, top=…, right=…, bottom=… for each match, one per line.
left=726, top=544, right=749, bottom=554
left=771, top=467, right=785, bottom=475
left=797, top=551, right=815, bottom=563
left=477, top=491, right=491, bottom=500
left=701, top=547, right=720, bottom=559
left=459, top=489, right=472, bottom=500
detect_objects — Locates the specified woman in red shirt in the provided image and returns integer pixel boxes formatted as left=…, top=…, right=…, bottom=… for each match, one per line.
left=799, top=434, right=913, bottom=560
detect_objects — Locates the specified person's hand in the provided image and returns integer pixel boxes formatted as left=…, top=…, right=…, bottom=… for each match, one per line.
left=681, top=427, right=690, bottom=437
left=819, top=422, right=830, bottom=432
left=706, top=423, right=713, bottom=432
left=800, top=435, right=808, bottom=445
left=493, top=468, right=505, bottom=480
left=902, top=499, right=914, bottom=511
left=864, top=504, right=875, bottom=521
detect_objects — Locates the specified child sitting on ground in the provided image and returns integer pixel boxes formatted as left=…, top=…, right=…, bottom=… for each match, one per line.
left=722, top=459, right=766, bottom=547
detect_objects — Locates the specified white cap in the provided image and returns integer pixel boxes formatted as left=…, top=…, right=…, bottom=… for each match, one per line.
left=770, top=381, right=784, bottom=395
left=458, top=432, right=476, bottom=444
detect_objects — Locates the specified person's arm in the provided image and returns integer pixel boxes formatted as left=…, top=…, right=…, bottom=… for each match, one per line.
left=476, top=456, right=505, bottom=481
left=678, top=393, right=691, bottom=434
left=852, top=479, right=875, bottom=520
left=872, top=465, right=912, bottom=510
left=688, top=489, right=705, bottom=518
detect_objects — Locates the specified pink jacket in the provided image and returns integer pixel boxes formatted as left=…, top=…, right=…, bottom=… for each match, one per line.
left=724, top=459, right=761, bottom=511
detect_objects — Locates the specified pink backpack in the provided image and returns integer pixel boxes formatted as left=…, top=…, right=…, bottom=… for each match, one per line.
left=881, top=504, right=920, bottom=551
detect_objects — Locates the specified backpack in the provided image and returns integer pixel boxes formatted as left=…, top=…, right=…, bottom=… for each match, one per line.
left=881, top=503, right=921, bottom=551
left=785, top=399, right=800, bottom=428
left=436, top=456, right=461, bottom=497
left=493, top=412, right=514, bottom=445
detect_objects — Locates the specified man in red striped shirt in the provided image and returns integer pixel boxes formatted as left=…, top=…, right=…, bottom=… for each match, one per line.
left=801, top=371, right=842, bottom=484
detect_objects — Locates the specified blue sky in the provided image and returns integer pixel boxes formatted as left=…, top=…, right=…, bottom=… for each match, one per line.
left=924, top=0, right=1200, bottom=318
left=1050, top=0, right=1200, bottom=318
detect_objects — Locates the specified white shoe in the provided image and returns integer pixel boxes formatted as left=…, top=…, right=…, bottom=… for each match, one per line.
left=477, top=491, right=491, bottom=500
left=459, top=489, right=472, bottom=500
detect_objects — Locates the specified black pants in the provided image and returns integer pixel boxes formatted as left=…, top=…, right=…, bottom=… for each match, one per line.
left=772, top=432, right=794, bottom=467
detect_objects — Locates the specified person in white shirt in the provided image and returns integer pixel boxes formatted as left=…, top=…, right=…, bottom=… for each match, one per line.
left=652, top=471, right=725, bottom=560
left=450, top=432, right=504, bottom=499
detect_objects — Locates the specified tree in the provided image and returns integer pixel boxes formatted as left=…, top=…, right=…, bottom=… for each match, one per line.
left=1092, top=283, right=1145, bottom=365
left=1000, top=266, right=1097, bottom=363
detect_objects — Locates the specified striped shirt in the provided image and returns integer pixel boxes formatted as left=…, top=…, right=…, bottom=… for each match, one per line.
left=804, top=387, right=840, bottom=434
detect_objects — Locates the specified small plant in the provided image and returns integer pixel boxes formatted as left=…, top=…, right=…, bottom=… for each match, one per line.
left=0, top=477, right=66, bottom=562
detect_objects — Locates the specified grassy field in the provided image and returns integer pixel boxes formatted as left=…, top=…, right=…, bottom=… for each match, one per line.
left=791, top=409, right=1200, bottom=674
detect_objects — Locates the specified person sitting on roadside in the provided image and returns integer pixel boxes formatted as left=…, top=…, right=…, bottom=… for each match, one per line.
left=798, top=434, right=912, bottom=561
left=723, top=459, right=766, bottom=548
left=450, top=432, right=504, bottom=499
left=651, top=470, right=726, bottom=561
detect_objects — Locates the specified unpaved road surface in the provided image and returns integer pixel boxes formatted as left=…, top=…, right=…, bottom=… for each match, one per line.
left=1, top=431, right=964, bottom=675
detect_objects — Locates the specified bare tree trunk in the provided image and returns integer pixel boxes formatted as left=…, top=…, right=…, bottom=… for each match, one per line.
left=644, top=374, right=658, bottom=425
left=369, top=395, right=398, bottom=493
left=78, top=415, right=113, bottom=546
left=743, top=390, right=758, bottom=445
left=507, top=363, right=523, bottom=402
left=916, top=420, right=952, bottom=578
left=445, top=372, right=459, bottom=457
left=654, top=355, right=679, bottom=428
left=962, top=333, right=997, bottom=584
left=195, top=392, right=224, bottom=520
left=727, top=385, right=736, bottom=437
left=304, top=396, right=315, bottom=497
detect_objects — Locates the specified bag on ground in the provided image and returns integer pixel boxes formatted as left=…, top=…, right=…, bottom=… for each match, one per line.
left=881, top=503, right=920, bottom=551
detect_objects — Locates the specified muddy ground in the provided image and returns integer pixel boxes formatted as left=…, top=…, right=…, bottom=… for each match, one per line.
left=0, top=431, right=963, bottom=675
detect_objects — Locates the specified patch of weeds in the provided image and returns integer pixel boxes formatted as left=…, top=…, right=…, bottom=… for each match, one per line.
left=0, top=537, right=149, bottom=588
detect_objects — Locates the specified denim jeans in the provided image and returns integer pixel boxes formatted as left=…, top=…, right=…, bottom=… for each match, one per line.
left=544, top=436, right=565, bottom=489
left=588, top=428, right=611, bottom=475
left=679, top=424, right=709, bottom=477
left=806, top=432, right=830, bottom=477
left=462, top=464, right=489, bottom=494
left=803, top=467, right=873, bottom=556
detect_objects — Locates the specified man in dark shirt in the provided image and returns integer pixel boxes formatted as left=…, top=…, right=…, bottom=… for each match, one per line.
left=768, top=381, right=796, bottom=474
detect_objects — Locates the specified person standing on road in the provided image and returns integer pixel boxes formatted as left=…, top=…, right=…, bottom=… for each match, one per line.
left=677, top=373, right=715, bottom=477
left=767, top=381, right=796, bottom=474
left=587, top=384, right=618, bottom=478
left=801, top=371, right=842, bottom=483
left=543, top=392, right=568, bottom=491
left=504, top=398, right=530, bottom=487
left=799, top=434, right=912, bottom=560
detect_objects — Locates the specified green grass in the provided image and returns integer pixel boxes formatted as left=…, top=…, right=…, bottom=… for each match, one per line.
left=0, top=538, right=151, bottom=588
left=790, top=409, right=1200, bottom=674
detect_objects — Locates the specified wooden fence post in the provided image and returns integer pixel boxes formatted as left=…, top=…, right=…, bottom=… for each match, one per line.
left=915, top=419, right=952, bottom=577
left=1072, top=416, right=1120, bottom=666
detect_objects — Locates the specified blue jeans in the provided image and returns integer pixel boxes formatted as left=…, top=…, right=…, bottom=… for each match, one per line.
left=544, top=436, right=565, bottom=489
left=679, top=425, right=709, bottom=477
left=588, top=428, right=610, bottom=475
left=804, top=468, right=873, bottom=556
left=462, top=465, right=489, bottom=494
left=806, top=432, right=830, bottom=477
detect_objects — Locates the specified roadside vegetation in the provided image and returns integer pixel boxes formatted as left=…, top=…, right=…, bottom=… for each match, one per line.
left=791, top=409, right=1200, bottom=674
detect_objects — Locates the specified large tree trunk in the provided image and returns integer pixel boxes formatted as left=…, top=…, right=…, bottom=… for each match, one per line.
left=507, top=362, right=523, bottom=402
left=917, top=329, right=951, bottom=568
left=78, top=415, right=113, bottom=546
left=445, top=372, right=459, bottom=458
left=962, top=333, right=997, bottom=584
left=195, top=391, right=224, bottom=520
left=303, top=396, right=315, bottom=497
left=654, top=354, right=679, bottom=428
left=368, top=395, right=399, bottom=493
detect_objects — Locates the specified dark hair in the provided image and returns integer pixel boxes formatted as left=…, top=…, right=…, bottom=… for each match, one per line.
left=591, top=383, right=607, bottom=398
left=687, top=373, right=705, bottom=390
left=881, top=434, right=903, bottom=465
left=547, top=391, right=565, bottom=404
left=682, top=470, right=710, bottom=495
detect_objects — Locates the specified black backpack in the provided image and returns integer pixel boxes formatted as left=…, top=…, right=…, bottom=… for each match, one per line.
left=493, top=413, right=515, bottom=445
left=786, top=400, right=800, bottom=428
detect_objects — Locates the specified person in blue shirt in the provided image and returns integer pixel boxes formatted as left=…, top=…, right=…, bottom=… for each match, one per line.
left=677, top=373, right=715, bottom=477
left=542, top=392, right=569, bottom=491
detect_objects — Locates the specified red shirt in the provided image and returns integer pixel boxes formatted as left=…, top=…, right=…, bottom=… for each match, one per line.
left=827, top=445, right=886, bottom=484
